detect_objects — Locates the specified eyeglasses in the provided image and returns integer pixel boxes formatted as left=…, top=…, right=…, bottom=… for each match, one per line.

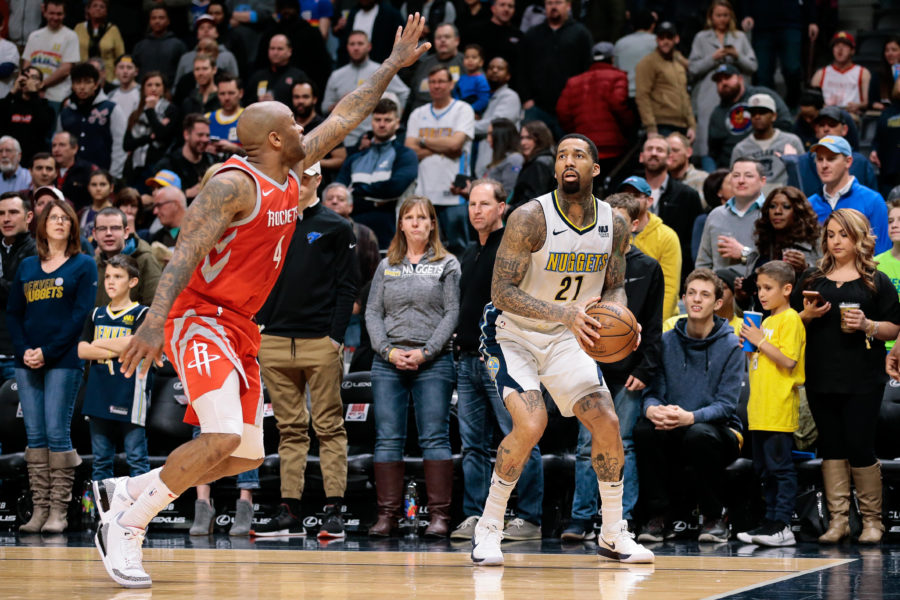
left=47, top=214, right=71, bottom=223
left=152, top=200, right=175, bottom=210
left=94, top=225, right=124, bottom=233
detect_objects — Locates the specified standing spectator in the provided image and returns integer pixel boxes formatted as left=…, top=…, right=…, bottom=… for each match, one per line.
left=206, top=74, right=245, bottom=157
left=456, top=0, right=489, bottom=36
left=131, top=5, right=187, bottom=87
left=78, top=169, right=113, bottom=239
left=0, top=136, right=32, bottom=194
left=255, top=0, right=332, bottom=93
left=811, top=32, right=870, bottom=115
left=0, top=192, right=36, bottom=384
left=472, top=57, right=520, bottom=179
left=254, top=163, right=357, bottom=539
left=19, top=153, right=57, bottom=205
left=741, top=0, right=818, bottom=108
left=407, top=23, right=464, bottom=111
left=7, top=198, right=97, bottom=533
left=7, top=0, right=42, bottom=50
left=290, top=80, right=347, bottom=181
left=180, top=54, right=220, bottom=116
left=301, top=0, right=334, bottom=40
left=798, top=209, right=900, bottom=545
left=461, top=0, right=523, bottom=90
left=0, top=24, right=20, bottom=100
left=322, top=30, right=409, bottom=149
left=557, top=41, right=633, bottom=176
left=793, top=88, right=826, bottom=151
left=206, top=0, right=253, bottom=78
left=508, top=120, right=555, bottom=214
left=0, top=67, right=55, bottom=166
left=477, top=118, right=523, bottom=194
left=730, top=93, right=804, bottom=191
left=107, top=56, right=140, bottom=123
left=366, top=196, right=460, bottom=537
left=150, top=114, right=217, bottom=203
left=877, top=199, right=900, bottom=352
left=870, top=36, right=900, bottom=110
left=22, top=0, right=80, bottom=113
left=52, top=130, right=96, bottom=210
left=452, top=179, right=544, bottom=542
left=173, top=15, right=240, bottom=86
left=635, top=22, right=695, bottom=140
left=246, top=34, right=310, bottom=107
left=123, top=72, right=180, bottom=191
left=806, top=136, right=889, bottom=255
left=870, top=79, right=900, bottom=199
left=453, top=44, right=490, bottom=115
left=74, top=0, right=124, bottom=83
left=148, top=185, right=186, bottom=250
left=336, top=97, right=418, bottom=248
left=613, top=9, right=657, bottom=99
left=688, top=0, right=756, bottom=164
left=520, top=0, right=592, bottom=138
left=323, top=182, right=380, bottom=285
left=93, top=207, right=161, bottom=306
left=405, top=65, right=475, bottom=255
left=338, top=0, right=405, bottom=66
left=666, top=132, right=708, bottom=200
left=634, top=268, right=743, bottom=543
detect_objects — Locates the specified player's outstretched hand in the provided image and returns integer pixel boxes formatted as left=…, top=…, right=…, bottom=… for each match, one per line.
left=119, top=319, right=165, bottom=379
left=388, top=13, right=432, bottom=68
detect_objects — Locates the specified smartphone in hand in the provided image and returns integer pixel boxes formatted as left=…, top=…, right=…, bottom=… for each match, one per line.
left=802, top=290, right=826, bottom=307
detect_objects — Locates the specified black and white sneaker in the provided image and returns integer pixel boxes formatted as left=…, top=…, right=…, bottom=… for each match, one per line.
left=751, top=522, right=796, bottom=547
left=251, top=503, right=306, bottom=537
left=597, top=520, right=655, bottom=563
left=698, top=516, right=730, bottom=543
left=736, top=519, right=774, bottom=544
left=317, top=504, right=345, bottom=540
left=95, top=513, right=152, bottom=588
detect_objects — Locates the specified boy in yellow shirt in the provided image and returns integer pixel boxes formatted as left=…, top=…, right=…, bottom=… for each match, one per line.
left=737, top=261, right=805, bottom=547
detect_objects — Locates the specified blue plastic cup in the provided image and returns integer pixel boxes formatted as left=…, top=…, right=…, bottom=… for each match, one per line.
left=742, top=311, right=763, bottom=352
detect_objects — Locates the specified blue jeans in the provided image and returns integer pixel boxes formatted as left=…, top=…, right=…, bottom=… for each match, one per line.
left=571, top=382, right=641, bottom=521
left=89, top=417, right=150, bottom=480
left=372, top=353, right=455, bottom=462
left=752, top=430, right=798, bottom=524
left=435, top=204, right=470, bottom=256
left=16, top=367, right=83, bottom=452
left=753, top=28, right=803, bottom=106
left=456, top=355, right=543, bottom=523
left=191, top=426, right=260, bottom=489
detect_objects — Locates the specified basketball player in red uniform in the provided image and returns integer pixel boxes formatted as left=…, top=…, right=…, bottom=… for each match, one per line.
left=91, top=16, right=430, bottom=588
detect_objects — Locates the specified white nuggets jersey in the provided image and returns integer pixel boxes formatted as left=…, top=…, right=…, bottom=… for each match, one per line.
left=504, top=191, right=614, bottom=335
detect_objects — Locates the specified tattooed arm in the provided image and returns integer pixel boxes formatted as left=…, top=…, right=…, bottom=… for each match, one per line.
left=118, top=171, right=256, bottom=377
left=300, top=14, right=430, bottom=168
left=601, top=211, right=629, bottom=306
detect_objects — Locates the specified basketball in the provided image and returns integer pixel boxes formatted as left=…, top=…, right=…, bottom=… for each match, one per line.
left=582, top=302, right=639, bottom=363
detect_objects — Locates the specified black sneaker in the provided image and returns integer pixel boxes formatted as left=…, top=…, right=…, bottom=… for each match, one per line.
left=251, top=503, right=306, bottom=537
left=317, top=504, right=345, bottom=540
left=637, top=516, right=667, bottom=543
left=698, top=515, right=730, bottom=543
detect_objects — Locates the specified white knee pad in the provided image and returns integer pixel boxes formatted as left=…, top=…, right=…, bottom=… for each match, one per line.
left=231, top=423, right=264, bottom=460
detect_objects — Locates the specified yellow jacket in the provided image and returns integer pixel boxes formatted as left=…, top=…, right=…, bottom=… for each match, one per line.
left=634, top=213, right=682, bottom=320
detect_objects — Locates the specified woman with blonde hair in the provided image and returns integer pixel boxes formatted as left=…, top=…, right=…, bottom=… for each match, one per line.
left=366, top=196, right=460, bottom=538
left=795, top=208, right=900, bottom=545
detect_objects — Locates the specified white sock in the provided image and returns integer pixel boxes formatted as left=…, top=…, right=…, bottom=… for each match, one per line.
left=599, top=479, right=624, bottom=539
left=481, top=471, right=517, bottom=525
left=120, top=470, right=179, bottom=529
left=125, top=467, right=162, bottom=501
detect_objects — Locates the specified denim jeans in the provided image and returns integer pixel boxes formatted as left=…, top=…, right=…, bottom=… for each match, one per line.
left=0, top=358, right=15, bottom=384
left=435, top=204, right=471, bottom=256
left=89, top=417, right=150, bottom=480
left=571, top=382, right=641, bottom=521
left=191, top=425, right=260, bottom=489
left=456, top=355, right=544, bottom=523
left=372, top=353, right=455, bottom=462
left=16, top=367, right=83, bottom=452
left=752, top=28, right=803, bottom=107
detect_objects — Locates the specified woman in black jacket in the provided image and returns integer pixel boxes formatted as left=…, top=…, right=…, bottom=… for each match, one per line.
left=123, top=72, right=180, bottom=191
left=508, top=120, right=555, bottom=214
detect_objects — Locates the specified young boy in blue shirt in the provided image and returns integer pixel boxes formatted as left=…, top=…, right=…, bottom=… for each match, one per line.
left=453, top=44, right=490, bottom=115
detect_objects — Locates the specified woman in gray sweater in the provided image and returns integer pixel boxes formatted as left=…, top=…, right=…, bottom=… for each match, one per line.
left=366, top=196, right=460, bottom=538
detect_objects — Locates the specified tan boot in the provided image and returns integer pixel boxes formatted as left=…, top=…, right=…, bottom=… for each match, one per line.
left=852, top=463, right=884, bottom=544
left=369, top=461, right=404, bottom=537
left=42, top=450, right=82, bottom=533
left=20, top=447, right=50, bottom=533
left=423, top=459, right=453, bottom=538
left=818, top=459, right=851, bottom=544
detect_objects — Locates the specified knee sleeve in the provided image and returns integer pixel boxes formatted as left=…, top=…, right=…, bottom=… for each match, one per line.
left=190, top=371, right=264, bottom=460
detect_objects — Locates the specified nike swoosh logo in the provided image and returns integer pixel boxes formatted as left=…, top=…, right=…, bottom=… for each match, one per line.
left=626, top=277, right=644, bottom=283
left=552, top=228, right=568, bottom=235
left=349, top=243, right=357, bottom=249
left=262, top=188, right=274, bottom=197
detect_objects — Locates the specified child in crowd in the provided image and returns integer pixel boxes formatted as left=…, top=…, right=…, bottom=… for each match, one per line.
left=876, top=199, right=900, bottom=351
left=79, top=170, right=115, bottom=241
left=453, top=43, right=490, bottom=115
left=738, top=261, right=805, bottom=547
left=78, top=255, right=152, bottom=481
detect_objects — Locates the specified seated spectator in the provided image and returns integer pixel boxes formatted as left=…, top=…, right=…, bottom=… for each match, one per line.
left=508, top=120, right=555, bottom=214
left=173, top=15, right=239, bottom=87
left=635, top=268, right=743, bottom=543
left=0, top=67, right=55, bottom=166
left=336, top=97, right=418, bottom=249
left=461, top=0, right=523, bottom=90
left=635, top=22, right=695, bottom=140
left=811, top=32, right=870, bottom=114
left=453, top=44, right=490, bottom=115
left=400, top=0, right=456, bottom=41
left=22, top=0, right=80, bottom=113
left=180, top=54, right=221, bottom=117
left=74, top=0, right=124, bottom=82
left=877, top=199, right=900, bottom=353
left=870, top=78, right=900, bottom=198
left=556, top=41, right=634, bottom=177
left=107, top=56, right=140, bottom=122
left=806, top=136, right=889, bottom=255
left=477, top=118, right=523, bottom=195
left=290, top=80, right=346, bottom=183
left=730, top=94, right=804, bottom=192
left=456, top=0, right=490, bottom=35
left=205, top=0, right=253, bottom=78
left=0, top=192, right=36, bottom=385
left=246, top=34, right=310, bottom=107
left=206, top=74, right=245, bottom=158
left=52, top=130, right=97, bottom=210
left=19, top=154, right=58, bottom=205
left=666, top=132, right=707, bottom=202
left=0, top=136, right=32, bottom=194
left=78, top=254, right=151, bottom=483
left=406, top=23, right=463, bottom=112
left=78, top=169, right=113, bottom=239
left=0, top=30, right=20, bottom=101
left=337, top=0, right=405, bottom=67
left=870, top=36, right=900, bottom=111
left=149, top=114, right=217, bottom=203
left=113, top=187, right=147, bottom=240
left=123, top=72, right=180, bottom=191
left=93, top=206, right=161, bottom=306
left=472, top=57, right=520, bottom=178
left=132, top=5, right=186, bottom=86
left=793, top=88, right=825, bottom=151
left=254, top=0, right=331, bottom=94
left=149, top=185, right=186, bottom=250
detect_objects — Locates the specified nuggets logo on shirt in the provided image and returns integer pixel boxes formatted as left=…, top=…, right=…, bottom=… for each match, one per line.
left=23, top=278, right=63, bottom=301
left=545, top=252, right=609, bottom=274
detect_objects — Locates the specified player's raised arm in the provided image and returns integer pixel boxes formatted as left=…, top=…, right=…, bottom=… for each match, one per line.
left=119, top=170, right=256, bottom=377
left=300, top=14, right=431, bottom=167
left=601, top=211, right=629, bottom=306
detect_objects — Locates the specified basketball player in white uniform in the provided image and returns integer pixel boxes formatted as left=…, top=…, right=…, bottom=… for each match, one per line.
left=472, top=134, right=654, bottom=565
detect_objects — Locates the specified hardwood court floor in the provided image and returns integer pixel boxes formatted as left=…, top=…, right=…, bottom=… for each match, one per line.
left=0, top=537, right=859, bottom=600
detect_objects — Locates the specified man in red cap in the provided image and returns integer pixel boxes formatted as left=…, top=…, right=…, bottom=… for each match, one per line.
left=811, top=31, right=871, bottom=114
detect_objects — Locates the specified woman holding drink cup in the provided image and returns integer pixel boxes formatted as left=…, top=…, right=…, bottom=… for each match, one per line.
left=793, top=208, right=900, bottom=544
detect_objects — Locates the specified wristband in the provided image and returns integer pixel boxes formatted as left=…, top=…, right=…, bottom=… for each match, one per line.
left=388, top=348, right=397, bottom=362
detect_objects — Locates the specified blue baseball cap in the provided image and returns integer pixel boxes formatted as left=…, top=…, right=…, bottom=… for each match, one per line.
left=618, top=176, right=652, bottom=196
left=810, top=135, right=852, bottom=157
left=145, top=169, right=182, bottom=189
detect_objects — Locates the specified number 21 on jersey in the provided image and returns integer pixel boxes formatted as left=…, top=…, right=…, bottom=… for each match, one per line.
left=555, top=275, right=583, bottom=301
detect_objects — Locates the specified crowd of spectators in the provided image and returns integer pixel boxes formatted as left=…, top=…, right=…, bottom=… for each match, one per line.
left=1, top=0, right=900, bottom=547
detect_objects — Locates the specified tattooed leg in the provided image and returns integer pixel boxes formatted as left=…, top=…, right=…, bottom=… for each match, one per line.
left=574, top=392, right=624, bottom=482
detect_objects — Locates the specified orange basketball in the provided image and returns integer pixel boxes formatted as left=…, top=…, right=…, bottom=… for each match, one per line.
left=582, top=302, right=639, bottom=363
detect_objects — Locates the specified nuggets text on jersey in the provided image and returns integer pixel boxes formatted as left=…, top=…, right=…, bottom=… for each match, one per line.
left=545, top=252, right=609, bottom=274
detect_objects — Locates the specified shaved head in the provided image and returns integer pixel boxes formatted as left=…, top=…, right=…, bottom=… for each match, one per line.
left=237, top=101, right=305, bottom=166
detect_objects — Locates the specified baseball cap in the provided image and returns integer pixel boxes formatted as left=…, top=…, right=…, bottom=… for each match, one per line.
left=195, top=14, right=216, bottom=28
left=830, top=31, right=855, bottom=48
left=813, top=105, right=846, bottom=124
left=711, top=63, right=740, bottom=81
left=303, top=162, right=321, bottom=177
left=33, top=186, right=65, bottom=202
left=618, top=176, right=652, bottom=196
left=145, top=169, right=182, bottom=189
left=656, top=21, right=677, bottom=36
left=592, top=41, right=615, bottom=62
left=811, top=135, right=852, bottom=157
left=747, top=93, right=776, bottom=113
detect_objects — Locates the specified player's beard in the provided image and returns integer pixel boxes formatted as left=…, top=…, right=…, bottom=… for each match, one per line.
left=561, top=175, right=581, bottom=195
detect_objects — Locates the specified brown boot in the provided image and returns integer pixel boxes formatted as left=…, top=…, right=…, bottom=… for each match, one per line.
left=423, top=459, right=453, bottom=538
left=852, top=463, right=884, bottom=544
left=20, top=447, right=50, bottom=533
left=42, top=450, right=82, bottom=533
left=819, top=459, right=851, bottom=544
left=369, top=461, right=404, bottom=537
